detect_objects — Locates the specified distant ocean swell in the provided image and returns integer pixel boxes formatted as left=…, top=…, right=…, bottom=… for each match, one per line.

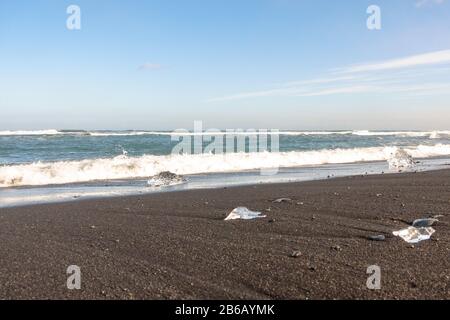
left=2, top=144, right=450, bottom=187
left=1, top=129, right=450, bottom=138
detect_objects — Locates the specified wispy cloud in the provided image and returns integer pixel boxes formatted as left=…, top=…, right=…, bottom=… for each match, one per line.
left=282, top=75, right=357, bottom=87
left=415, top=0, right=445, bottom=8
left=138, top=63, right=162, bottom=71
left=207, top=76, right=362, bottom=102
left=293, top=86, right=373, bottom=97
left=339, top=50, right=450, bottom=73
left=207, top=84, right=372, bottom=102
left=207, top=49, right=450, bottom=102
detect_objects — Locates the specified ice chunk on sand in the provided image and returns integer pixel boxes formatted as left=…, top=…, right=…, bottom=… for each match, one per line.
left=388, top=148, right=415, bottom=170
left=393, top=226, right=435, bottom=244
left=224, top=207, right=266, bottom=221
left=147, top=171, right=186, bottom=187
left=272, top=198, right=292, bottom=203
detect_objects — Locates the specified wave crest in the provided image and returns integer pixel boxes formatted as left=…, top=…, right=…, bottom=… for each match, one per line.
left=2, top=144, right=450, bottom=187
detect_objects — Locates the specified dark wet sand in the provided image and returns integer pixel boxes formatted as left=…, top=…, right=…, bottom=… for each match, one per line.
left=0, top=170, right=449, bottom=300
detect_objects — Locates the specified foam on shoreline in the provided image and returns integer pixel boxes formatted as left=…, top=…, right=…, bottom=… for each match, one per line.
left=1, top=144, right=450, bottom=188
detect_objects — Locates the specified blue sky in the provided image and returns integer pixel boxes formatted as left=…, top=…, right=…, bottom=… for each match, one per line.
left=1, top=0, right=449, bottom=130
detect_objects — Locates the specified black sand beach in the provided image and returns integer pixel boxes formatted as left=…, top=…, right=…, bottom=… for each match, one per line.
left=0, top=170, right=449, bottom=300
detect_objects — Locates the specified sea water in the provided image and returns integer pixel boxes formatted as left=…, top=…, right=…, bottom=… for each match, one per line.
left=1, top=129, right=450, bottom=207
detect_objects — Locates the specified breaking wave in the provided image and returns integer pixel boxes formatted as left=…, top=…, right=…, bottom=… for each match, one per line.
left=0, top=129, right=61, bottom=136
left=2, top=144, right=450, bottom=187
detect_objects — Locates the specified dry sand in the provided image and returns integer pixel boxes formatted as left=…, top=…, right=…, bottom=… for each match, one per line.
left=0, top=170, right=449, bottom=299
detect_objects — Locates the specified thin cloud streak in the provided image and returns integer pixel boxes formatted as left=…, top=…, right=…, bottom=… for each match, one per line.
left=207, top=49, right=450, bottom=102
left=281, top=76, right=357, bottom=87
left=415, top=0, right=445, bottom=8
left=292, top=86, right=373, bottom=97
left=339, top=50, right=450, bottom=73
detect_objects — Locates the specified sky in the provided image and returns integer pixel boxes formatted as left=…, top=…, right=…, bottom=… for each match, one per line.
left=0, top=0, right=450, bottom=130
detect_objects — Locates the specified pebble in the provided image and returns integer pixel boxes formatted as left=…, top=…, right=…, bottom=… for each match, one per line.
left=412, top=218, right=438, bottom=227
left=368, top=235, right=386, bottom=241
left=268, top=219, right=276, bottom=223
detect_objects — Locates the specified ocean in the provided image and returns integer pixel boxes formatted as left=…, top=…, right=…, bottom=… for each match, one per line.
left=1, top=129, right=450, bottom=207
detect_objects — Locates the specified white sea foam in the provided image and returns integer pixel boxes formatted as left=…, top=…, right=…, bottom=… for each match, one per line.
left=0, top=129, right=61, bottom=136
left=351, top=130, right=450, bottom=138
left=2, top=144, right=450, bottom=187
left=1, top=129, right=450, bottom=137
left=61, top=130, right=450, bottom=137
left=87, top=131, right=169, bottom=136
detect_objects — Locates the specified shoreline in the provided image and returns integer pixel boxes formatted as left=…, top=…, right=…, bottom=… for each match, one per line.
left=0, top=169, right=449, bottom=299
left=3, top=155, right=450, bottom=209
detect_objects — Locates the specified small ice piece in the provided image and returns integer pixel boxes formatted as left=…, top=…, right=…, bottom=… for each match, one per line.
left=272, top=198, right=292, bottom=203
left=388, top=148, right=415, bottom=170
left=147, top=171, right=186, bottom=187
left=412, top=218, right=438, bottom=228
left=224, top=207, right=266, bottom=221
left=393, top=226, right=435, bottom=244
